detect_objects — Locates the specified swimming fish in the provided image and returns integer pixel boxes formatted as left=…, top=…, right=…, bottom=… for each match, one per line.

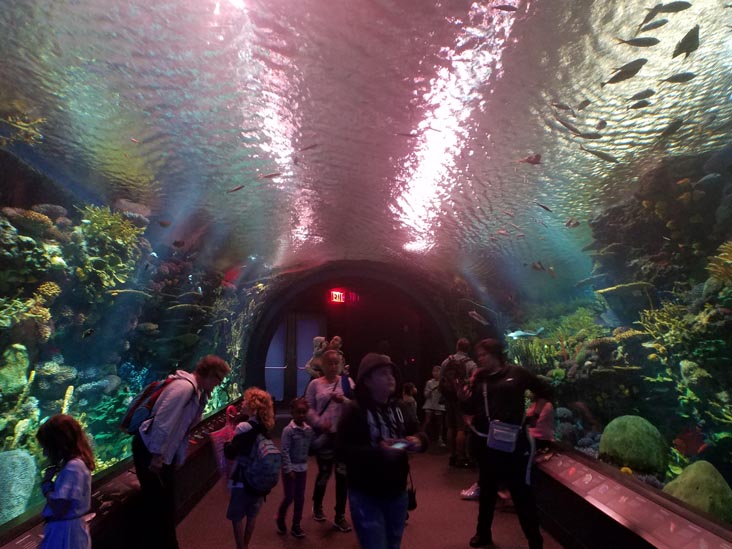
left=575, top=99, right=591, bottom=111
left=547, top=266, right=556, bottom=278
left=158, top=220, right=171, bottom=227
left=468, top=310, right=491, bottom=325
left=492, top=4, right=518, bottom=11
left=579, top=132, right=603, bottom=140
left=640, top=18, right=668, bottom=32
left=565, top=217, right=581, bottom=228
left=595, top=120, right=607, bottom=130
left=519, top=153, right=542, bottom=164
left=532, top=261, right=546, bottom=271
left=172, top=240, right=185, bottom=248
left=506, top=327, right=544, bottom=339
left=657, top=1, right=692, bottom=13
left=536, top=202, right=553, bottom=212
left=659, top=72, right=696, bottom=83
left=553, top=114, right=582, bottom=135
left=639, top=3, right=663, bottom=28
left=579, top=144, right=619, bottom=163
left=602, top=59, right=647, bottom=87
left=259, top=172, right=282, bottom=179
left=227, top=185, right=245, bottom=193
left=629, top=89, right=656, bottom=101
left=82, top=328, right=95, bottom=339
left=629, top=100, right=651, bottom=109
left=298, top=143, right=319, bottom=152
left=672, top=25, right=699, bottom=58
left=660, top=119, right=684, bottom=138
left=615, top=37, right=660, bottom=47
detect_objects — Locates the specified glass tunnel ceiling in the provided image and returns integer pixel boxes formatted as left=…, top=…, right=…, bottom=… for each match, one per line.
left=2, top=0, right=731, bottom=301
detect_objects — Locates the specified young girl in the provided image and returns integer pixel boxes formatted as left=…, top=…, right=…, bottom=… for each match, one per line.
left=36, top=414, right=95, bottom=549
left=276, top=398, right=314, bottom=538
left=421, top=366, right=446, bottom=445
left=224, top=388, right=276, bottom=549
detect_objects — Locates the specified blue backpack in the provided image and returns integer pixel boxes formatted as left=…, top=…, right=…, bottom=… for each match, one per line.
left=236, top=434, right=282, bottom=496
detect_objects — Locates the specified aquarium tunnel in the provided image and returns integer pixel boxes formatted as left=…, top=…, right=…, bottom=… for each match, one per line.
left=2, top=0, right=732, bottom=544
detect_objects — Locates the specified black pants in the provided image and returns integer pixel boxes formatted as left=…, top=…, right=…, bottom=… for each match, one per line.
left=476, top=441, right=543, bottom=549
left=312, top=448, right=348, bottom=518
left=132, top=434, right=179, bottom=549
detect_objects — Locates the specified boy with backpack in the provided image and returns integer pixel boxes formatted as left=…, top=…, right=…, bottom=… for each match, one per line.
left=224, top=388, right=279, bottom=549
left=129, top=355, right=230, bottom=549
left=439, top=338, right=476, bottom=468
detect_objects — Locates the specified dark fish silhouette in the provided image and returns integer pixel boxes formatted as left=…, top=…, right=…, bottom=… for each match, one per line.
left=658, top=1, right=692, bottom=13
left=158, top=220, right=171, bottom=227
left=518, top=154, right=542, bottom=165
left=596, top=120, right=607, bottom=130
left=553, top=114, right=582, bottom=135
left=672, top=25, right=699, bottom=58
left=602, top=59, right=647, bottom=87
left=639, top=3, right=663, bottom=27
left=227, top=185, right=245, bottom=193
left=298, top=143, right=319, bottom=152
left=536, top=202, right=553, bottom=212
left=82, top=328, right=95, bottom=339
left=629, top=89, right=656, bottom=101
left=172, top=240, right=185, bottom=248
left=576, top=99, right=591, bottom=111
left=579, top=144, right=619, bottom=163
left=640, top=18, right=668, bottom=32
left=629, top=100, right=652, bottom=109
left=660, top=119, right=684, bottom=138
left=552, top=101, right=576, bottom=116
left=579, top=132, right=603, bottom=140
left=493, top=4, right=518, bottom=11
left=660, top=72, right=696, bottom=83
left=615, top=37, right=660, bottom=47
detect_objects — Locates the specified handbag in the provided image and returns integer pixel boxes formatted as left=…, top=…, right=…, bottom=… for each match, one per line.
left=469, top=383, right=524, bottom=453
left=407, top=469, right=417, bottom=511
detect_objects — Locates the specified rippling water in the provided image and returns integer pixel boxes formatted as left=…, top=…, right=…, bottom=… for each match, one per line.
left=1, top=0, right=731, bottom=299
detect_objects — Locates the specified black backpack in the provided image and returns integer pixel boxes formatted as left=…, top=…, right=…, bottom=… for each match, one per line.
left=439, top=355, right=470, bottom=401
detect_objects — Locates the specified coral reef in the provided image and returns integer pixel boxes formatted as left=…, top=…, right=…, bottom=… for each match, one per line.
left=707, top=241, right=732, bottom=286
left=0, top=450, right=37, bottom=526
left=599, top=415, right=668, bottom=476
left=663, top=460, right=732, bottom=523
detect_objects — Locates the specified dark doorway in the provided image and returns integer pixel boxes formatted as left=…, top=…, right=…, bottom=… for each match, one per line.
left=257, top=272, right=451, bottom=403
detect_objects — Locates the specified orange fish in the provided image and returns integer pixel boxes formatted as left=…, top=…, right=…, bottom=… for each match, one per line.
left=532, top=261, right=545, bottom=271
left=672, top=426, right=706, bottom=457
left=158, top=220, right=171, bottom=228
left=676, top=178, right=691, bottom=185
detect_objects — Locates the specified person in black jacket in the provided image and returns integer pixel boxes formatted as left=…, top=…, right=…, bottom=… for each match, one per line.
left=336, top=353, right=428, bottom=549
left=463, top=339, right=553, bottom=549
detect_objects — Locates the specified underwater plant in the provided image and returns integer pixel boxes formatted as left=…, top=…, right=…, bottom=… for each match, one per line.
left=707, top=241, right=732, bottom=286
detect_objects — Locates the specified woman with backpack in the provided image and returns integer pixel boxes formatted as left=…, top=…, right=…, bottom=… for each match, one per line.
left=224, top=387, right=276, bottom=549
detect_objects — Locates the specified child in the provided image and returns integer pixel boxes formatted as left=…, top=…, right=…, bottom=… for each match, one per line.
left=400, top=382, right=419, bottom=426
left=224, top=388, right=276, bottom=549
left=276, top=398, right=314, bottom=538
left=36, top=414, right=95, bottom=549
left=527, top=393, right=556, bottom=457
left=421, top=365, right=446, bottom=446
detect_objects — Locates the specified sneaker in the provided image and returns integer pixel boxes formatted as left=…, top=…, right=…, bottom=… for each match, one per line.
left=276, top=517, right=287, bottom=535
left=469, top=534, right=494, bottom=548
left=460, top=482, right=480, bottom=500
left=291, top=524, right=305, bottom=539
left=313, top=507, right=326, bottom=522
left=333, top=516, right=352, bottom=533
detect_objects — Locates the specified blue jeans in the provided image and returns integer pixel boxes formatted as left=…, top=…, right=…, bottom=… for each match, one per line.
left=349, top=490, right=408, bottom=549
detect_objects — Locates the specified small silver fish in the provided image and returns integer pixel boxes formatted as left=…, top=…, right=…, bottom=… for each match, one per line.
left=468, top=310, right=491, bottom=325
left=657, top=1, right=692, bottom=13
left=629, top=99, right=651, bottom=109
left=660, top=119, right=684, bottom=138
left=579, top=144, right=619, bottom=163
left=640, top=18, right=668, bottom=32
left=660, top=72, right=696, bottom=83
left=615, top=37, right=660, bottom=47
left=629, top=89, right=656, bottom=101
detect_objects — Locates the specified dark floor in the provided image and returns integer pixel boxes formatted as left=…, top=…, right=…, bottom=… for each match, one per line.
left=177, top=446, right=564, bottom=549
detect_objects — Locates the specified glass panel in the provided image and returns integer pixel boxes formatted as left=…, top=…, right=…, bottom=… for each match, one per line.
left=264, top=321, right=287, bottom=402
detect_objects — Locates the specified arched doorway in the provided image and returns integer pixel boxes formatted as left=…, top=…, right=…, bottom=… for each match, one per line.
left=244, top=261, right=455, bottom=402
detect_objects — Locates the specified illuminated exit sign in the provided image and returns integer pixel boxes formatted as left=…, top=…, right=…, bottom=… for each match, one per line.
left=329, top=288, right=359, bottom=304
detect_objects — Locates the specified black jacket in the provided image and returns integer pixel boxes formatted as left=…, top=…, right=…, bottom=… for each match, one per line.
left=336, top=399, right=427, bottom=498
left=462, top=364, right=553, bottom=435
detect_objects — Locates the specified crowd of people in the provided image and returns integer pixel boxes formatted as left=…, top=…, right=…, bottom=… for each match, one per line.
left=36, top=335, right=556, bottom=549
